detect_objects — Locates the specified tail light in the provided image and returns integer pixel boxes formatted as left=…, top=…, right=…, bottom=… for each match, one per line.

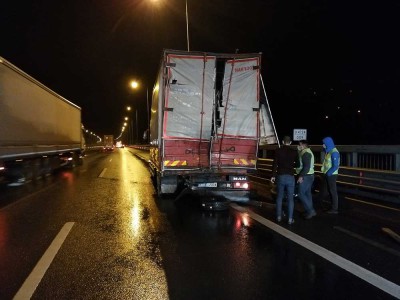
left=234, top=182, right=249, bottom=189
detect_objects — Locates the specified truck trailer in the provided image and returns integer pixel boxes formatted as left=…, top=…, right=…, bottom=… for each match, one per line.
left=103, top=135, right=114, bottom=151
left=0, top=56, right=84, bottom=185
left=149, top=49, right=277, bottom=202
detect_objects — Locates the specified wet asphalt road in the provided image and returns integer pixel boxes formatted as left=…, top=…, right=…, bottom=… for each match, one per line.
left=0, top=148, right=399, bottom=299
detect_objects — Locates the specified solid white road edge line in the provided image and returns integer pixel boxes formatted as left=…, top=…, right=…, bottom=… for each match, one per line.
left=98, top=168, right=107, bottom=178
left=13, top=222, right=75, bottom=300
left=230, top=203, right=400, bottom=299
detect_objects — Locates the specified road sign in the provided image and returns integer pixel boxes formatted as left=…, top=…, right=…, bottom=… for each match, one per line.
left=293, top=129, right=307, bottom=141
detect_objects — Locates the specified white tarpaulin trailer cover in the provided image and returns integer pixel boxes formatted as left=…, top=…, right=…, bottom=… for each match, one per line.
left=219, top=57, right=259, bottom=139
left=163, top=54, right=215, bottom=140
left=150, top=50, right=277, bottom=148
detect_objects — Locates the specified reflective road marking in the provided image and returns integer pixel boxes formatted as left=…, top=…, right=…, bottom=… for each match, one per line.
left=230, top=203, right=400, bottom=299
left=334, top=226, right=400, bottom=258
left=345, top=196, right=400, bottom=212
left=98, top=168, right=107, bottom=178
left=13, top=222, right=75, bottom=300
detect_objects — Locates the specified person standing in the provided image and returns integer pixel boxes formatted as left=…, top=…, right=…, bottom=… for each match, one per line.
left=271, top=136, right=298, bottom=224
left=296, top=140, right=317, bottom=219
left=320, top=136, right=340, bottom=214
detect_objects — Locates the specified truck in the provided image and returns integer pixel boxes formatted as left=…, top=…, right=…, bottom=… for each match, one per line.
left=149, top=49, right=277, bottom=203
left=0, top=56, right=85, bottom=185
left=103, top=135, right=114, bottom=151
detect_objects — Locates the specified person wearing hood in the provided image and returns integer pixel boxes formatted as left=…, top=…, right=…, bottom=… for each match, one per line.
left=320, top=136, right=340, bottom=214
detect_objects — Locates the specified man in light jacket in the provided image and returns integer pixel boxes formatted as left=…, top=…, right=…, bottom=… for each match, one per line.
left=296, top=140, right=317, bottom=219
left=320, top=136, right=340, bottom=214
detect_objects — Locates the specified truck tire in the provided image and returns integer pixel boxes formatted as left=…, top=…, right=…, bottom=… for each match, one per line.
left=156, top=174, right=163, bottom=197
left=70, top=152, right=81, bottom=168
left=31, top=158, right=41, bottom=180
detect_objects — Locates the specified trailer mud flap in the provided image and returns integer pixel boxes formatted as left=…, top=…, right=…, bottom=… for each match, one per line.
left=159, top=175, right=178, bottom=195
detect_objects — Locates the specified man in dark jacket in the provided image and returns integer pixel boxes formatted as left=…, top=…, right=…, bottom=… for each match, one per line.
left=271, top=136, right=298, bottom=224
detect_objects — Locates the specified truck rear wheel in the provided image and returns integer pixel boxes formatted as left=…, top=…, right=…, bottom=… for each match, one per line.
left=156, top=174, right=163, bottom=197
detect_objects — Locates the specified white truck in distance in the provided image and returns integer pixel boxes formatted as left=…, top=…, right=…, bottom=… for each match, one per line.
left=103, top=135, right=114, bottom=151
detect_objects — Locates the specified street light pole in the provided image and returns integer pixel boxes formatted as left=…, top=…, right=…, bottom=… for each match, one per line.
left=148, top=0, right=189, bottom=51
left=130, top=119, right=134, bottom=145
left=186, top=0, right=190, bottom=51
left=146, top=87, right=150, bottom=143
left=135, top=108, right=139, bottom=144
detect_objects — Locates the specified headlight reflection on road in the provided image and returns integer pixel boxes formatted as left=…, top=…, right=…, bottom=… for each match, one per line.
left=130, top=196, right=140, bottom=237
left=235, top=213, right=251, bottom=229
left=120, top=149, right=169, bottom=298
left=120, top=150, right=142, bottom=237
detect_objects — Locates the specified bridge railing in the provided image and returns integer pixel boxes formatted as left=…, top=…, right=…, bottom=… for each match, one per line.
left=259, top=145, right=400, bottom=172
left=258, top=145, right=400, bottom=204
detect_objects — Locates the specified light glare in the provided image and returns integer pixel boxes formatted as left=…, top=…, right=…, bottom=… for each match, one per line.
left=130, top=80, right=139, bottom=89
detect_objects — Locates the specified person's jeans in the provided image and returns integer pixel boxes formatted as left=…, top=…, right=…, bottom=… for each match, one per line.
left=298, top=175, right=315, bottom=215
left=276, top=175, right=295, bottom=219
left=320, top=174, right=338, bottom=210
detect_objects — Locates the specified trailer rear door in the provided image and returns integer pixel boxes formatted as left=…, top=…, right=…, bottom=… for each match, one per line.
left=162, top=54, right=216, bottom=169
left=212, top=57, right=260, bottom=169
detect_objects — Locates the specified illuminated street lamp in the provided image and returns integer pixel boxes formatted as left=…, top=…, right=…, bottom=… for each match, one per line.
left=129, top=79, right=150, bottom=143
left=129, top=80, right=150, bottom=144
left=130, top=80, right=139, bottom=89
left=126, top=104, right=138, bottom=145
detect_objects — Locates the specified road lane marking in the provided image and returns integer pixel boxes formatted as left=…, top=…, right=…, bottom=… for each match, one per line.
left=13, top=222, right=75, bottom=300
left=334, top=226, right=400, bottom=258
left=230, top=203, right=400, bottom=299
left=98, top=168, right=107, bottom=178
left=1, top=183, right=58, bottom=211
left=345, top=196, right=400, bottom=212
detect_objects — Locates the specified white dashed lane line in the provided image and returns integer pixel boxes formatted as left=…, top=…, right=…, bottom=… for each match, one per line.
left=98, top=168, right=107, bottom=178
left=13, top=222, right=75, bottom=300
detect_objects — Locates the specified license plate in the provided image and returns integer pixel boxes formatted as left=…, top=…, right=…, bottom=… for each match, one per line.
left=198, top=182, right=218, bottom=188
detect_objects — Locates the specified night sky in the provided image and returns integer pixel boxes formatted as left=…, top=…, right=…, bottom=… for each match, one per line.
left=1, top=0, right=399, bottom=145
